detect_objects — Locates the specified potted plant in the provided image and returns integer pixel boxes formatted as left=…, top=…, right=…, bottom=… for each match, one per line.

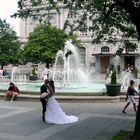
left=133, top=67, right=139, bottom=79
left=105, top=69, right=121, bottom=96
left=29, top=67, right=38, bottom=81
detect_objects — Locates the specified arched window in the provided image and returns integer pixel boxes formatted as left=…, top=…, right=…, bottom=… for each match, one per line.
left=101, top=46, right=110, bottom=53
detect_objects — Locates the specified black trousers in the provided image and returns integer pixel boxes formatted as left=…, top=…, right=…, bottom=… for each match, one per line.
left=40, top=98, right=47, bottom=120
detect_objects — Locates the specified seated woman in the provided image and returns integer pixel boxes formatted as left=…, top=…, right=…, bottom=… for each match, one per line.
left=3, top=82, right=19, bottom=102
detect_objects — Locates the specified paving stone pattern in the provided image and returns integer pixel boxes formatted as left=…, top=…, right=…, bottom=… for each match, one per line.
left=0, top=100, right=136, bottom=140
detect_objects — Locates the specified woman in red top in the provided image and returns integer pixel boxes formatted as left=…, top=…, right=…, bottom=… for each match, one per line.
left=3, top=82, right=19, bottom=101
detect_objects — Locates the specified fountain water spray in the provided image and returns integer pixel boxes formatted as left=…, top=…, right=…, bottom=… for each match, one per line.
left=52, top=40, right=88, bottom=86
left=11, top=66, right=27, bottom=82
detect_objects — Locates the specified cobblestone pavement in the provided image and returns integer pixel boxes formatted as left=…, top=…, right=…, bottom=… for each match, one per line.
left=0, top=100, right=137, bottom=140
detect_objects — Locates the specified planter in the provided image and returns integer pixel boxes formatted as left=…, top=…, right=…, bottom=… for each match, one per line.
left=105, top=84, right=121, bottom=96
left=29, top=75, right=37, bottom=81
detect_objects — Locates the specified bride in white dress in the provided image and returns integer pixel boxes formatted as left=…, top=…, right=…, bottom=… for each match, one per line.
left=45, top=80, right=79, bottom=124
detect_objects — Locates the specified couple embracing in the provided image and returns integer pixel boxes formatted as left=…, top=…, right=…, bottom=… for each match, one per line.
left=40, top=79, right=79, bottom=124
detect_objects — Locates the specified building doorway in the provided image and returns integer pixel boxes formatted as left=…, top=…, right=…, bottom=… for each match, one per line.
left=124, top=56, right=135, bottom=68
left=100, top=56, right=110, bottom=73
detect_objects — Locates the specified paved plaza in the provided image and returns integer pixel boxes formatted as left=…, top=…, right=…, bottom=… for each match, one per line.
left=0, top=100, right=137, bottom=140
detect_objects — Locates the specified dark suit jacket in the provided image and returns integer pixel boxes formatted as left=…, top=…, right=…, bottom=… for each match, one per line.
left=40, top=84, right=53, bottom=99
left=40, top=84, right=48, bottom=94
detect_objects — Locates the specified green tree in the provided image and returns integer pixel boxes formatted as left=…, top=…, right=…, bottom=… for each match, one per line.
left=63, top=0, right=140, bottom=52
left=0, top=19, right=21, bottom=69
left=13, top=0, right=140, bottom=52
left=22, top=23, right=68, bottom=65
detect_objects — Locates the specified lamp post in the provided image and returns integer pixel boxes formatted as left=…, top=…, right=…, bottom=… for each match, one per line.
left=0, top=18, right=4, bottom=35
left=0, top=18, right=6, bottom=70
left=0, top=18, right=4, bottom=69
left=0, top=18, right=3, bottom=26
left=0, top=18, right=4, bottom=28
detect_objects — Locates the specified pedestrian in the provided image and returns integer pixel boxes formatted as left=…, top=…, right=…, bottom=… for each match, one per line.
left=117, top=63, right=121, bottom=74
left=138, top=82, right=140, bottom=93
left=105, top=67, right=109, bottom=80
left=122, top=80, right=138, bottom=114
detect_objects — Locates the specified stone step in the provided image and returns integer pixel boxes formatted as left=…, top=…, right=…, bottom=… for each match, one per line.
left=0, top=93, right=139, bottom=103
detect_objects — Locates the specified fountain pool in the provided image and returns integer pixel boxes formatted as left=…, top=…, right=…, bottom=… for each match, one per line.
left=0, top=81, right=106, bottom=94
left=2, top=40, right=135, bottom=94
left=0, top=81, right=137, bottom=94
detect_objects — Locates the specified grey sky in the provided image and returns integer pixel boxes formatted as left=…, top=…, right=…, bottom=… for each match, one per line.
left=0, top=0, right=19, bottom=35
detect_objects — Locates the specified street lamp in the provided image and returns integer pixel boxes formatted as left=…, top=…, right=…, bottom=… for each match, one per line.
left=0, top=18, right=4, bottom=35
left=0, top=18, right=4, bottom=27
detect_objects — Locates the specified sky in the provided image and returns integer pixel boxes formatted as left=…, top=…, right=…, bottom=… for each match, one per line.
left=0, top=0, right=19, bottom=36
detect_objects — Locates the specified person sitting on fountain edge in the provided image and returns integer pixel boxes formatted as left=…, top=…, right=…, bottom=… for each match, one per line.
left=3, top=82, right=19, bottom=102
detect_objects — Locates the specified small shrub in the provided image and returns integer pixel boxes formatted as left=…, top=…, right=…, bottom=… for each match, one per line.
left=111, top=69, right=117, bottom=84
left=133, top=67, right=138, bottom=78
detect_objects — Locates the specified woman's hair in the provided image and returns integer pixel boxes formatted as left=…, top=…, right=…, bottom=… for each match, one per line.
left=130, top=80, right=134, bottom=86
left=49, top=80, right=55, bottom=93
left=9, top=82, right=14, bottom=86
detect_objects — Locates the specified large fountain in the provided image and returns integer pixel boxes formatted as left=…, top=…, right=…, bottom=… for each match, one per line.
left=0, top=40, right=107, bottom=93
left=1, top=38, right=140, bottom=93
left=46, top=40, right=105, bottom=93
left=52, top=40, right=88, bottom=85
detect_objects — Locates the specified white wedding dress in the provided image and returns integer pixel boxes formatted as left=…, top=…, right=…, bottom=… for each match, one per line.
left=45, top=96, right=79, bottom=124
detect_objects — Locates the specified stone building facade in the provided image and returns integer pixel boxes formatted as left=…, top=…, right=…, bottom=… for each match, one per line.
left=19, top=1, right=140, bottom=75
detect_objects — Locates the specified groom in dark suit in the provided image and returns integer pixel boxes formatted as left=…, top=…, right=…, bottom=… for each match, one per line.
left=40, top=79, right=50, bottom=122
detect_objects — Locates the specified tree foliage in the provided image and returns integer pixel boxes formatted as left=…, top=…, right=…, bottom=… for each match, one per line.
left=13, top=0, right=140, bottom=52
left=0, top=19, right=21, bottom=69
left=22, top=23, right=68, bottom=64
left=64, top=0, right=140, bottom=51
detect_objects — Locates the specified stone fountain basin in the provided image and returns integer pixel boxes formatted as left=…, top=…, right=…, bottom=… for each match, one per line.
left=0, top=81, right=133, bottom=95
left=0, top=81, right=106, bottom=94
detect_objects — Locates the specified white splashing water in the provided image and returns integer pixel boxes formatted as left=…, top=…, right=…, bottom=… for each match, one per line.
left=52, top=40, right=88, bottom=85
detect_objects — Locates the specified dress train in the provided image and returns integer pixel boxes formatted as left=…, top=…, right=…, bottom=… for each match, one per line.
left=45, top=96, right=79, bottom=124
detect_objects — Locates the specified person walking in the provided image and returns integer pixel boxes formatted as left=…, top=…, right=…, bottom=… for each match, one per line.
left=122, top=80, right=138, bottom=114
left=138, top=82, right=140, bottom=93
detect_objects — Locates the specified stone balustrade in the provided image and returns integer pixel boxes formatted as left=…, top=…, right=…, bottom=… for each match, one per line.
left=0, top=76, right=10, bottom=82
left=0, top=74, right=28, bottom=82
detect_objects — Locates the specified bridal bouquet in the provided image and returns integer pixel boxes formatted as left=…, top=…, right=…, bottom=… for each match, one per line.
left=40, top=92, right=49, bottom=98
